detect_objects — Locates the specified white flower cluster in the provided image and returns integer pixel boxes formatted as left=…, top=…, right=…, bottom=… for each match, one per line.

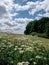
left=17, top=62, right=29, bottom=65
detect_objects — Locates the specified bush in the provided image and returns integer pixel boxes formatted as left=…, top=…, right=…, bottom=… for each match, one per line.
left=37, top=33, right=47, bottom=38
left=30, top=32, right=37, bottom=36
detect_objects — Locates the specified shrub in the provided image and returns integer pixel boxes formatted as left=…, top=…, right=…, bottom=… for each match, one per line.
left=37, top=33, right=47, bottom=38
left=30, top=32, right=37, bottom=36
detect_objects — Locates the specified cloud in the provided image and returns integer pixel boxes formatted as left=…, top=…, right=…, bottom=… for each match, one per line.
left=0, top=4, right=33, bottom=34
left=0, top=6, right=7, bottom=16
left=11, top=18, right=33, bottom=34
left=11, top=1, right=37, bottom=11
left=29, top=0, right=49, bottom=18
left=14, top=3, right=31, bottom=11
left=0, top=0, right=49, bottom=34
left=3, top=18, right=32, bottom=34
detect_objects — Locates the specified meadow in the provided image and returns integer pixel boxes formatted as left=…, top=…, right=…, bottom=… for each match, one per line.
left=0, top=32, right=49, bottom=65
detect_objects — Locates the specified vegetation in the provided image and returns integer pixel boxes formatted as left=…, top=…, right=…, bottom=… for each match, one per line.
left=24, top=17, right=49, bottom=38
left=0, top=32, right=49, bottom=65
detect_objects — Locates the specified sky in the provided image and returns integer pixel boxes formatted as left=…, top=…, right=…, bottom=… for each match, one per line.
left=0, top=0, right=49, bottom=34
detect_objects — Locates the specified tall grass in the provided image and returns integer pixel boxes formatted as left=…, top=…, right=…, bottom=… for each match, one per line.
left=0, top=37, right=49, bottom=65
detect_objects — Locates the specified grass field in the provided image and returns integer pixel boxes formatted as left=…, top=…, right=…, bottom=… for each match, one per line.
left=0, top=32, right=49, bottom=65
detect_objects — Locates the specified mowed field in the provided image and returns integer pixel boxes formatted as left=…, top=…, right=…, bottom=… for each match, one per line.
left=0, top=32, right=49, bottom=65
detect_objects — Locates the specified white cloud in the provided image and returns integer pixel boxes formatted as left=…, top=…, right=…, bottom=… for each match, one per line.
left=14, top=3, right=31, bottom=11
left=29, top=0, right=49, bottom=17
left=0, top=0, right=49, bottom=34
left=10, top=13, right=18, bottom=17
left=0, top=0, right=33, bottom=34
left=43, top=13, right=49, bottom=17
left=13, top=18, right=33, bottom=34
left=4, top=18, right=32, bottom=34
left=12, top=1, right=37, bottom=11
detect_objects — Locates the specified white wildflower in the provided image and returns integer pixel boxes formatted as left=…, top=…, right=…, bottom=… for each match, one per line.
left=33, top=62, right=37, bottom=65
left=25, top=47, right=32, bottom=51
left=22, top=61, right=29, bottom=65
left=35, top=55, right=42, bottom=59
left=18, top=48, right=22, bottom=50
left=15, top=46, right=18, bottom=48
left=44, top=57, right=47, bottom=60
left=17, top=62, right=23, bottom=65
left=14, top=47, right=17, bottom=51
left=17, top=61, right=29, bottom=65
left=21, top=45, right=25, bottom=47
left=19, top=50, right=24, bottom=54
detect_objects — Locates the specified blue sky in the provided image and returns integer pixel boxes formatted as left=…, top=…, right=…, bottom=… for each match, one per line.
left=0, top=0, right=49, bottom=34
left=11, top=0, right=46, bottom=19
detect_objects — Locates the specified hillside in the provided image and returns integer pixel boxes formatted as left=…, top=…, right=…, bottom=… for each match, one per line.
left=0, top=32, right=49, bottom=65
left=0, top=32, right=49, bottom=46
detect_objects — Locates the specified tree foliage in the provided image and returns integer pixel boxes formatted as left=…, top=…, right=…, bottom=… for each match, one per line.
left=24, top=17, right=49, bottom=38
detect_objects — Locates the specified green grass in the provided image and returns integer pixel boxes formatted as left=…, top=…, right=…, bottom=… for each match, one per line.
left=0, top=32, right=49, bottom=65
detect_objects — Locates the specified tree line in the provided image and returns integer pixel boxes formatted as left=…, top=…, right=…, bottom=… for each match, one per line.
left=24, top=17, right=49, bottom=38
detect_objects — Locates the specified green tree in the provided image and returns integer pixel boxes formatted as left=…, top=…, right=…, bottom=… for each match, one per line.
left=24, top=17, right=49, bottom=38
left=45, top=22, right=49, bottom=38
